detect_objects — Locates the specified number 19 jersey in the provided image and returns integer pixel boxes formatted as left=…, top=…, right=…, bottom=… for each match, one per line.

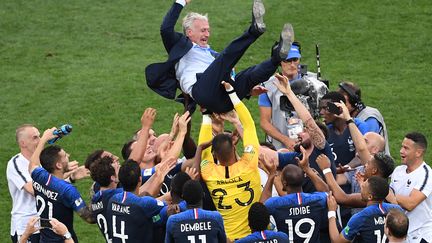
left=265, top=192, right=327, bottom=243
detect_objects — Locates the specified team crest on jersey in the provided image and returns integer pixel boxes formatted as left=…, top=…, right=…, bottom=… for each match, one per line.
left=244, top=145, right=254, bottom=154
left=75, top=197, right=83, bottom=207
left=156, top=199, right=164, bottom=206
left=143, top=168, right=153, bottom=176
left=344, top=226, right=350, bottom=235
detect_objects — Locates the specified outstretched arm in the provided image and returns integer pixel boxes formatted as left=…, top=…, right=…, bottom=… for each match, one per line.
left=327, top=192, right=351, bottom=243
left=316, top=154, right=366, bottom=208
left=29, top=128, right=57, bottom=174
left=160, top=0, right=191, bottom=52
left=168, top=111, right=191, bottom=161
left=335, top=102, right=372, bottom=165
left=129, top=108, right=157, bottom=162
left=273, top=73, right=326, bottom=149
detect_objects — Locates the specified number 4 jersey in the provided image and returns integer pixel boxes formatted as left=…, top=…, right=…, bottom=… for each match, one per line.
left=31, top=167, right=86, bottom=243
left=107, top=191, right=165, bottom=243
left=165, top=208, right=226, bottom=243
left=265, top=192, right=328, bottom=243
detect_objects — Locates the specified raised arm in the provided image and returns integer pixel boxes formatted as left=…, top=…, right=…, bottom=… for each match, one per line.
left=316, top=154, right=366, bottom=208
left=259, top=154, right=278, bottom=203
left=222, top=81, right=259, bottom=166
left=160, top=0, right=190, bottom=52
left=167, top=111, right=191, bottom=160
left=327, top=192, right=351, bottom=243
left=335, top=102, right=372, bottom=165
left=273, top=73, right=326, bottom=149
left=129, top=108, right=156, bottom=162
left=29, top=128, right=57, bottom=174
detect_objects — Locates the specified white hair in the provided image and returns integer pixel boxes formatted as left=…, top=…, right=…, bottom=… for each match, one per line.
left=182, top=12, right=208, bottom=34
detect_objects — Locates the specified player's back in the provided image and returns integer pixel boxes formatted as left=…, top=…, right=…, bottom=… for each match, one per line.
left=31, top=167, right=85, bottom=243
left=107, top=191, right=164, bottom=243
left=342, top=202, right=402, bottom=243
left=235, top=230, right=288, bottom=243
left=166, top=208, right=226, bottom=243
left=91, top=188, right=123, bottom=243
left=265, top=192, right=327, bottom=243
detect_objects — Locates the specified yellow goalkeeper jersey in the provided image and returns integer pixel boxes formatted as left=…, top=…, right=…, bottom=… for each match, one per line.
left=200, top=102, right=261, bottom=240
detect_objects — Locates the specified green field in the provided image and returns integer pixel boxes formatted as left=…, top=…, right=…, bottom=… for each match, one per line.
left=1, top=0, right=431, bottom=241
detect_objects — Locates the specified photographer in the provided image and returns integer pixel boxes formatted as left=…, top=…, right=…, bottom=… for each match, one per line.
left=258, top=42, right=328, bottom=150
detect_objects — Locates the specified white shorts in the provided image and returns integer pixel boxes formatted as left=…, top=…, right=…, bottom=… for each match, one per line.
left=407, top=227, right=432, bottom=243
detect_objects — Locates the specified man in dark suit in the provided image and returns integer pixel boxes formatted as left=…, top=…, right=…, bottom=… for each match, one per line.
left=146, top=0, right=294, bottom=113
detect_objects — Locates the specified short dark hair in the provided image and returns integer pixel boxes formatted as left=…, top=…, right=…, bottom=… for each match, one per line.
left=212, top=134, right=233, bottom=162
left=368, top=176, right=389, bottom=201
left=322, top=91, right=346, bottom=104
left=40, top=145, right=62, bottom=173
left=121, top=139, right=135, bottom=160
left=373, top=152, right=395, bottom=178
left=405, top=132, right=428, bottom=152
left=248, top=202, right=270, bottom=232
left=85, top=150, right=104, bottom=169
left=170, top=172, right=191, bottom=200
left=281, top=164, right=304, bottom=188
left=90, top=156, right=115, bottom=187
left=118, top=160, right=141, bottom=192
left=386, top=208, right=409, bottom=239
left=182, top=180, right=203, bottom=206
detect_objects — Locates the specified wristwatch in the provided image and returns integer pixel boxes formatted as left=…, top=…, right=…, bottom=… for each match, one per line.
left=63, top=231, right=72, bottom=240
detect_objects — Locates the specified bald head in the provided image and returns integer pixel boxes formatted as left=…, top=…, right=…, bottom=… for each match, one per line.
left=281, top=164, right=304, bottom=189
left=364, top=132, right=385, bottom=155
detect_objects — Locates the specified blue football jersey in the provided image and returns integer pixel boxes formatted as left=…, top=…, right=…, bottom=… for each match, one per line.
left=265, top=192, right=327, bottom=243
left=342, top=203, right=402, bottom=243
left=166, top=208, right=226, bottom=243
left=31, top=167, right=86, bottom=243
left=107, top=191, right=165, bottom=243
left=235, top=230, right=288, bottom=243
left=91, top=188, right=123, bottom=243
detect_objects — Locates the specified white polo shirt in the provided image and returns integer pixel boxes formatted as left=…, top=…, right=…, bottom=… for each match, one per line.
left=390, top=162, right=432, bottom=236
left=6, top=153, right=37, bottom=236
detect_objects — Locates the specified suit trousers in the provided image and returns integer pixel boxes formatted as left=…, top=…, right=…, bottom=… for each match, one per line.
left=191, top=28, right=277, bottom=113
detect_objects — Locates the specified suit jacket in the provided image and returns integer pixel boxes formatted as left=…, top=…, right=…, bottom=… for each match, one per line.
left=145, top=3, right=193, bottom=100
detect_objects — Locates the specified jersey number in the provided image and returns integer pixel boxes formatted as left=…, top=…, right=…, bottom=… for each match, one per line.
left=211, top=181, right=255, bottom=210
left=97, top=214, right=110, bottom=242
left=112, top=215, right=128, bottom=243
left=285, top=218, right=315, bottom=243
left=374, top=230, right=387, bottom=243
left=36, top=195, right=53, bottom=219
left=187, top=235, right=206, bottom=243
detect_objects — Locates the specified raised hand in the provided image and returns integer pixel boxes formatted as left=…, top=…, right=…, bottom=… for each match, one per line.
left=185, top=167, right=199, bottom=180
left=141, top=108, right=157, bottom=129
left=316, top=154, right=331, bottom=170
left=334, top=101, right=351, bottom=121
left=41, top=127, right=58, bottom=142
left=296, top=146, right=310, bottom=171
left=178, top=111, right=191, bottom=133
left=219, top=110, right=240, bottom=124
left=169, top=113, right=179, bottom=138
left=71, top=166, right=90, bottom=180
left=273, top=73, right=292, bottom=95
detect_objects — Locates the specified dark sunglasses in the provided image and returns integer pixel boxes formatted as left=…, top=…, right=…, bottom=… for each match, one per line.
left=283, top=57, right=299, bottom=63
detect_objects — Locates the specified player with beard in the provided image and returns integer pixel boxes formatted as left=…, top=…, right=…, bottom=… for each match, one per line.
left=272, top=73, right=337, bottom=192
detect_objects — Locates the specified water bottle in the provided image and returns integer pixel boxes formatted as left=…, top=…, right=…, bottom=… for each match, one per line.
left=48, top=124, right=73, bottom=144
